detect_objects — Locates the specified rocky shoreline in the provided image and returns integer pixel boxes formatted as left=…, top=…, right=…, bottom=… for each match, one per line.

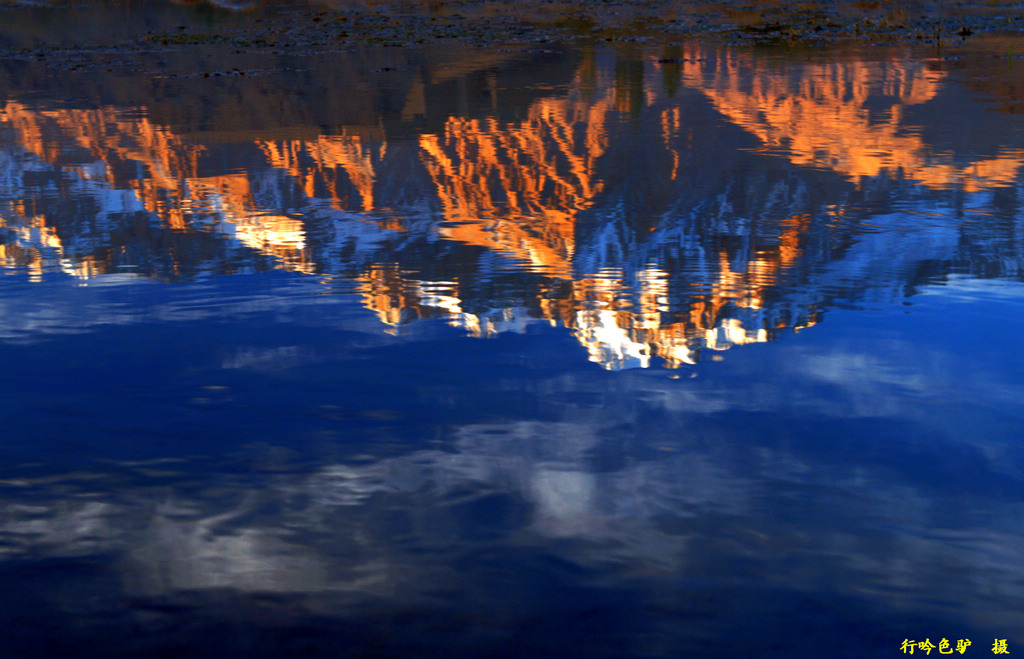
left=2, top=0, right=1024, bottom=57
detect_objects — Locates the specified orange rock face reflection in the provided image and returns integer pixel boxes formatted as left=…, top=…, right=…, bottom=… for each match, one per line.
left=419, top=92, right=612, bottom=278
left=259, top=129, right=384, bottom=213
left=1, top=46, right=1019, bottom=367
left=0, top=100, right=318, bottom=275
left=680, top=52, right=1024, bottom=191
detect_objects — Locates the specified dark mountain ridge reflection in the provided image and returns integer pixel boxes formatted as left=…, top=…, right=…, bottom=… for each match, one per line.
left=2, top=44, right=1022, bottom=367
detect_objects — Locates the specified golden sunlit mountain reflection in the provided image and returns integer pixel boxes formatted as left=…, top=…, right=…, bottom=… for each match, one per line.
left=419, top=93, right=612, bottom=278
left=679, top=52, right=1024, bottom=190
left=1, top=45, right=1022, bottom=367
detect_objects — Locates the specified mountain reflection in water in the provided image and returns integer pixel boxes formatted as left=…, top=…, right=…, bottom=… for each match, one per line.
left=1, top=41, right=1023, bottom=658
left=3, top=46, right=1021, bottom=366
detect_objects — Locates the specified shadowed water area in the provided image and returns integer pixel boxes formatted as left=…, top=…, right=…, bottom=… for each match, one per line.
left=1, top=6, right=1024, bottom=657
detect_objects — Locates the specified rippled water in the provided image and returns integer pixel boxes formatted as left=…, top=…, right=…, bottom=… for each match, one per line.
left=1, top=29, right=1023, bottom=658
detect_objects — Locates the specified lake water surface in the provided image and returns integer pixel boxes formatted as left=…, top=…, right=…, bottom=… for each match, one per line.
left=1, top=35, right=1023, bottom=658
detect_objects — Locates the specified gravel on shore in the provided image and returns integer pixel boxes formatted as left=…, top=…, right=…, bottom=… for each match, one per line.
left=1, top=0, right=1023, bottom=54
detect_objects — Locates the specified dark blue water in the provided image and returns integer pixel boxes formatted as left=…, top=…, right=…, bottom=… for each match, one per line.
left=1, top=33, right=1023, bottom=658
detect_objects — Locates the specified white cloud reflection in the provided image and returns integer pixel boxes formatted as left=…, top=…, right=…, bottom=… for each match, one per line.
left=1, top=413, right=1022, bottom=641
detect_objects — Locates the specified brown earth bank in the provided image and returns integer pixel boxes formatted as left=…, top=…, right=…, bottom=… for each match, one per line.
left=0, top=0, right=1022, bottom=117
left=0, top=0, right=1023, bottom=52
